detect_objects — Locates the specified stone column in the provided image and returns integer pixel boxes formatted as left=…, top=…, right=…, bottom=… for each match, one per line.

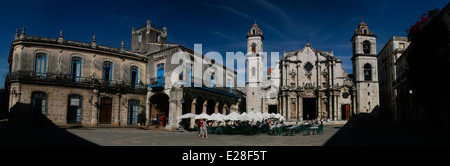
left=222, top=104, right=227, bottom=115
left=167, top=87, right=183, bottom=130
left=191, top=98, right=197, bottom=114
left=91, top=89, right=99, bottom=127
left=328, top=61, right=332, bottom=89
left=284, top=63, right=288, bottom=87
left=145, top=88, right=152, bottom=126
left=284, top=95, right=288, bottom=119
left=328, top=92, right=332, bottom=120
left=298, top=95, right=303, bottom=122
left=214, top=102, right=219, bottom=114
left=113, top=93, right=121, bottom=127
left=333, top=93, right=338, bottom=121
left=202, top=101, right=207, bottom=113
left=190, top=98, right=196, bottom=129
left=336, top=93, right=341, bottom=120
left=317, top=95, right=322, bottom=120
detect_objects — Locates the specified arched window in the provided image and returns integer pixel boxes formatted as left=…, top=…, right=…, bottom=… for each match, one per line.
left=364, top=63, right=372, bottom=81
left=363, top=41, right=371, bottom=54
left=251, top=43, right=256, bottom=53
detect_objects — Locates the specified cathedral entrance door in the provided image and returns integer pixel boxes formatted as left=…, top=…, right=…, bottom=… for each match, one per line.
left=303, top=98, right=317, bottom=120
left=341, top=104, right=351, bottom=120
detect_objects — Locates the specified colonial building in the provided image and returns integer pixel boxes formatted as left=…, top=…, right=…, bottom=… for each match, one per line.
left=6, top=21, right=242, bottom=130
left=377, top=36, right=410, bottom=120
left=395, top=3, right=450, bottom=125
left=7, top=28, right=148, bottom=127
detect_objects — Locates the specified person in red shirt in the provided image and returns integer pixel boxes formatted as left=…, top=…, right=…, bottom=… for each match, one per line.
left=198, top=119, right=204, bottom=138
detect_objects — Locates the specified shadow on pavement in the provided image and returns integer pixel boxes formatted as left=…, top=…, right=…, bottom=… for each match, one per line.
left=0, top=117, right=97, bottom=146
left=324, top=116, right=450, bottom=146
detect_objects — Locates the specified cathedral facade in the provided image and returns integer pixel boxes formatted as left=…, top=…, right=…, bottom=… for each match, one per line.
left=252, top=21, right=380, bottom=122
left=277, top=42, right=355, bottom=122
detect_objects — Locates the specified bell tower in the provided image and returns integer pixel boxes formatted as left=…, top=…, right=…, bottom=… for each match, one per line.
left=246, top=21, right=264, bottom=113
left=351, top=21, right=380, bottom=114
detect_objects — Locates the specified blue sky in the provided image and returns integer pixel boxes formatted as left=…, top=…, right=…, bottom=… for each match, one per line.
left=0, top=0, right=448, bottom=87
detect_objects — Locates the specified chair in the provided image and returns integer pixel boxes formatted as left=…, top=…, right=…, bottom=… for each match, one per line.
left=276, top=127, right=283, bottom=136
left=254, top=126, right=259, bottom=135
left=267, top=127, right=276, bottom=135
left=229, top=127, right=237, bottom=135
left=317, top=124, right=324, bottom=135
left=282, top=128, right=291, bottom=136
left=292, top=126, right=301, bottom=135
left=223, top=126, right=230, bottom=135
left=303, top=126, right=311, bottom=136
left=194, top=125, right=200, bottom=134
left=207, top=127, right=214, bottom=134
left=242, top=127, right=252, bottom=135
left=215, top=127, right=223, bottom=135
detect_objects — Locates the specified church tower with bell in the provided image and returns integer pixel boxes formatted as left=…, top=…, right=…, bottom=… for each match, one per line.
left=351, top=21, right=380, bottom=114
left=246, top=21, right=264, bottom=113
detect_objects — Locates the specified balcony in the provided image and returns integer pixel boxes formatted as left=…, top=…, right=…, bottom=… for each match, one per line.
left=6, top=71, right=148, bottom=93
left=149, top=76, right=165, bottom=87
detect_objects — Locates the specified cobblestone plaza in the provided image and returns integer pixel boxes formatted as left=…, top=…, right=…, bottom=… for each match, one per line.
left=2, top=121, right=450, bottom=146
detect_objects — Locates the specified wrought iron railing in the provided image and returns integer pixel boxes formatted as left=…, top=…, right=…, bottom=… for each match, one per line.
left=6, top=71, right=148, bottom=91
left=149, top=76, right=165, bottom=86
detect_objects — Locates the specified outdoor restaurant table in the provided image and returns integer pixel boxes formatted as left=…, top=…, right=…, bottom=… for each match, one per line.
left=284, top=126, right=294, bottom=136
left=309, top=126, right=319, bottom=135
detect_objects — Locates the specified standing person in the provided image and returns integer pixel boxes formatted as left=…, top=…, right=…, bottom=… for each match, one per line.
left=202, top=119, right=208, bottom=139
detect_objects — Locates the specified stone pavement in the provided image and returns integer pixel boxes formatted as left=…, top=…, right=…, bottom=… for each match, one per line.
left=65, top=125, right=342, bottom=146
left=325, top=121, right=450, bottom=146
left=2, top=120, right=450, bottom=146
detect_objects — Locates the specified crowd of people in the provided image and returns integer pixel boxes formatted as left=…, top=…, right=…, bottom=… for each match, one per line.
left=189, top=117, right=325, bottom=138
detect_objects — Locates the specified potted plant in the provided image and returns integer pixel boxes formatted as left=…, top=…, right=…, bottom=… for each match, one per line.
left=137, top=110, right=146, bottom=126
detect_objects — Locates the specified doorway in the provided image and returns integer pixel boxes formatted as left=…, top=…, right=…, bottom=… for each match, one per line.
left=100, top=97, right=112, bottom=124
left=303, top=98, right=316, bottom=120
left=341, top=104, right=351, bottom=120
left=268, top=105, right=277, bottom=114
left=67, top=94, right=82, bottom=123
left=128, top=99, right=140, bottom=125
left=31, top=91, right=47, bottom=121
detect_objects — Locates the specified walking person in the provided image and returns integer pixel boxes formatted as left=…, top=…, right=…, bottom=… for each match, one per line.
left=202, top=119, right=208, bottom=139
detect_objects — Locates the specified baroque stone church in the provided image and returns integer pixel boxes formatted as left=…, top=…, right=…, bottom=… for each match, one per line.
left=249, top=21, right=380, bottom=122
